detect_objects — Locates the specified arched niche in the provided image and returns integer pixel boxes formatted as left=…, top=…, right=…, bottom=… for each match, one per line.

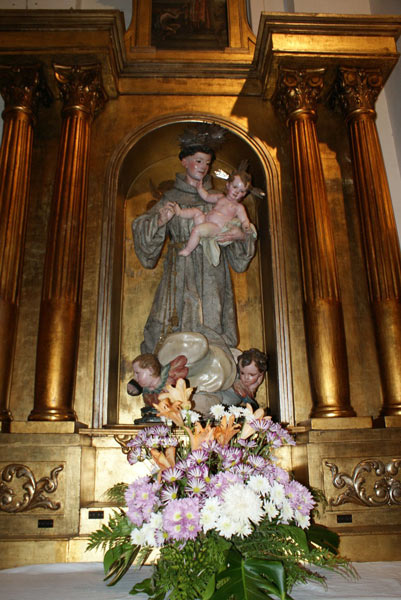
left=93, top=114, right=293, bottom=427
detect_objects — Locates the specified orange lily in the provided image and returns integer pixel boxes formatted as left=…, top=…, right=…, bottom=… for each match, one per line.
left=155, top=398, right=184, bottom=427
left=213, top=414, right=241, bottom=446
left=240, top=404, right=270, bottom=440
left=150, top=446, right=176, bottom=481
left=184, top=421, right=214, bottom=451
left=158, top=378, right=193, bottom=410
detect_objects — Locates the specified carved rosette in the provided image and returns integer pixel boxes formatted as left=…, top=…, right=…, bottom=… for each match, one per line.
left=0, top=64, right=52, bottom=120
left=0, top=463, right=63, bottom=512
left=334, top=67, right=383, bottom=118
left=325, top=459, right=401, bottom=507
left=273, top=68, right=325, bottom=120
left=54, top=64, right=108, bottom=119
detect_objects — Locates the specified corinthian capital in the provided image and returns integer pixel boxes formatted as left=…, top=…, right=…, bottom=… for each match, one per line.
left=273, top=68, right=325, bottom=120
left=0, top=64, right=52, bottom=116
left=334, top=67, right=383, bottom=117
left=53, top=63, right=108, bottom=118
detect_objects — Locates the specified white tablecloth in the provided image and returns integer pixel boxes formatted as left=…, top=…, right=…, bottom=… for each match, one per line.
left=0, top=562, right=400, bottom=600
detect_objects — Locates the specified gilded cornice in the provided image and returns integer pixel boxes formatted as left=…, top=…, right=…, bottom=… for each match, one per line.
left=253, top=13, right=401, bottom=100
left=0, top=10, right=125, bottom=98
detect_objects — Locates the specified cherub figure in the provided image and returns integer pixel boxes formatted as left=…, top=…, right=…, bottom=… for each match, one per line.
left=127, top=352, right=188, bottom=423
left=174, top=168, right=256, bottom=266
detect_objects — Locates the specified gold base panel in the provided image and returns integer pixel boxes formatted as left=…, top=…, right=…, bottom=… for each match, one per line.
left=1, top=426, right=400, bottom=569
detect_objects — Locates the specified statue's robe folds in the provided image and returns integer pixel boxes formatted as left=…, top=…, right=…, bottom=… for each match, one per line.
left=132, top=173, right=256, bottom=354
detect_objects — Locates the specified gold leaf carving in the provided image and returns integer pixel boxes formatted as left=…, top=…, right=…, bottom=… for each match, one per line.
left=325, top=459, right=401, bottom=507
left=114, top=434, right=133, bottom=455
left=0, top=463, right=63, bottom=513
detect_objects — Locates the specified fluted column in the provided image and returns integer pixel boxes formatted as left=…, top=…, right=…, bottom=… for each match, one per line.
left=0, top=65, right=50, bottom=427
left=29, top=64, right=107, bottom=422
left=334, top=67, right=401, bottom=417
left=274, top=68, right=355, bottom=419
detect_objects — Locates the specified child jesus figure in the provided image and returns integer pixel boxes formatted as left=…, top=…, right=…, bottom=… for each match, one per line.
left=174, top=169, right=255, bottom=265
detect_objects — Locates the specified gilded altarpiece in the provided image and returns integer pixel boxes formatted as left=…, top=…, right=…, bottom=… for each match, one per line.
left=0, top=4, right=400, bottom=567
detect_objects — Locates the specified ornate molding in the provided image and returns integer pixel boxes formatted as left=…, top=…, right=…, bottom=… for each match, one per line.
left=0, top=64, right=52, bottom=117
left=0, top=463, right=63, bottom=513
left=273, top=68, right=325, bottom=120
left=333, top=67, right=383, bottom=117
left=53, top=64, right=108, bottom=118
left=114, top=434, right=132, bottom=455
left=325, top=459, right=401, bottom=507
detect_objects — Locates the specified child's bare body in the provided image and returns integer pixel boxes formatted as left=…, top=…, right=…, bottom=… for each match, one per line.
left=175, top=171, right=252, bottom=257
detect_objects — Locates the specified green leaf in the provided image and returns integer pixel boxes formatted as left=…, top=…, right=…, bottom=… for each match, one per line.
left=103, top=545, right=123, bottom=574
left=201, top=573, right=216, bottom=600
left=276, top=525, right=309, bottom=553
left=103, top=544, right=141, bottom=586
left=210, top=549, right=292, bottom=600
left=130, top=577, right=166, bottom=600
left=246, top=559, right=287, bottom=598
left=307, top=524, right=340, bottom=554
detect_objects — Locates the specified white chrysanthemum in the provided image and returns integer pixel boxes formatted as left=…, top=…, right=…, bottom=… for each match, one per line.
left=248, top=474, right=271, bottom=496
left=200, top=497, right=221, bottom=532
left=294, top=510, right=310, bottom=529
left=181, top=409, right=200, bottom=424
left=234, top=520, right=253, bottom=538
left=222, top=483, right=264, bottom=526
left=264, top=500, right=279, bottom=520
left=131, top=523, right=155, bottom=547
left=210, top=405, right=227, bottom=420
left=270, top=482, right=285, bottom=506
left=149, top=512, right=163, bottom=530
left=279, top=498, right=294, bottom=523
left=228, top=405, right=244, bottom=419
left=215, top=515, right=238, bottom=538
left=242, top=407, right=254, bottom=420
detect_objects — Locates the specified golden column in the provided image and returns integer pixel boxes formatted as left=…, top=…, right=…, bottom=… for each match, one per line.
left=274, top=68, right=355, bottom=419
left=335, top=67, right=401, bottom=417
left=0, top=65, right=50, bottom=428
left=29, top=64, right=107, bottom=422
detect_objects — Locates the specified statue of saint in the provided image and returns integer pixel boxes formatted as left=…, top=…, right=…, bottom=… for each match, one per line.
left=131, top=124, right=257, bottom=355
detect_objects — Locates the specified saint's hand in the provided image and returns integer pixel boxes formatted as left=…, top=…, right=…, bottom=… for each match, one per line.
left=216, top=224, right=245, bottom=243
left=158, top=201, right=176, bottom=226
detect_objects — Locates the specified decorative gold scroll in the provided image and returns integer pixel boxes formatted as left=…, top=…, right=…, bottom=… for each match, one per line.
left=325, top=458, right=401, bottom=507
left=0, top=463, right=63, bottom=513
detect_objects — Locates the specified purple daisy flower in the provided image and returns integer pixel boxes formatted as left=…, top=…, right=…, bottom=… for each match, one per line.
left=162, top=498, right=200, bottom=541
left=187, top=449, right=209, bottom=465
left=185, top=477, right=207, bottom=496
left=161, top=466, right=184, bottom=483
left=160, top=483, right=179, bottom=503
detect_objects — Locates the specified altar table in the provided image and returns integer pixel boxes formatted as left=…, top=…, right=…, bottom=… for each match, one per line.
left=1, top=561, right=400, bottom=600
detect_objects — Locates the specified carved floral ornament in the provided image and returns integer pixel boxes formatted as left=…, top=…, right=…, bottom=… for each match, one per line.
left=0, top=463, right=63, bottom=513
left=334, top=67, right=384, bottom=116
left=53, top=63, right=108, bottom=118
left=0, top=64, right=52, bottom=116
left=273, top=68, right=326, bottom=120
left=325, top=458, right=401, bottom=507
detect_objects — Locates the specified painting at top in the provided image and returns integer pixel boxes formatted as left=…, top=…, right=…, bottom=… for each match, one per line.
left=152, top=1, right=228, bottom=50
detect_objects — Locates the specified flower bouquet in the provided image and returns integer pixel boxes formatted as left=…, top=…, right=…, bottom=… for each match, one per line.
left=88, top=379, right=354, bottom=600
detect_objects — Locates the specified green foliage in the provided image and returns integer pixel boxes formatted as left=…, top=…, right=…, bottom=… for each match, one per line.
left=86, top=509, right=131, bottom=552
left=105, top=482, right=128, bottom=506
left=130, top=533, right=231, bottom=600
left=232, top=518, right=357, bottom=593
left=86, top=508, right=151, bottom=586
left=211, top=548, right=293, bottom=600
